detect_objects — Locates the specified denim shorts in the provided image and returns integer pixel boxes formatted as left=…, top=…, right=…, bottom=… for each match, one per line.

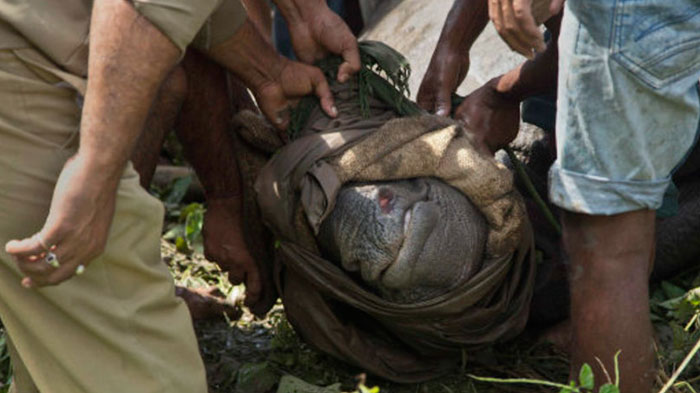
left=549, top=0, right=700, bottom=215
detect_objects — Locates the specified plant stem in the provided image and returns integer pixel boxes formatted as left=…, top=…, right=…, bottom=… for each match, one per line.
left=468, top=374, right=579, bottom=391
left=657, top=334, right=700, bottom=393
left=505, top=147, right=562, bottom=236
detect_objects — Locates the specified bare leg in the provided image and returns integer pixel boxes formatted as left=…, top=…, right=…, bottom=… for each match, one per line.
left=563, top=210, right=656, bottom=393
left=131, top=66, right=187, bottom=188
left=130, top=57, right=245, bottom=321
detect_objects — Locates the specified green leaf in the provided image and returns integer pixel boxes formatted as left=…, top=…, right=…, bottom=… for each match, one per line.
left=578, top=363, right=594, bottom=390
left=235, top=362, right=279, bottom=393
left=179, top=202, right=203, bottom=222
left=358, top=384, right=380, bottom=393
left=175, top=236, right=189, bottom=253
left=598, top=383, right=619, bottom=393
left=163, top=175, right=192, bottom=205
left=661, top=281, right=687, bottom=299
left=162, top=224, right=184, bottom=241
left=275, top=375, right=341, bottom=393
left=183, top=203, right=205, bottom=251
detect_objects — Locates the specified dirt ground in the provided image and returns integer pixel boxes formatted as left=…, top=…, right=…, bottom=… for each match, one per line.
left=163, top=240, right=700, bottom=393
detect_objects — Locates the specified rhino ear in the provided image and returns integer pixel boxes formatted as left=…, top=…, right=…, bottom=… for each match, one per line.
left=232, top=110, right=284, bottom=154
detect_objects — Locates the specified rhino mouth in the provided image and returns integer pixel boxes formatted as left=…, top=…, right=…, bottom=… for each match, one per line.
left=379, top=199, right=439, bottom=289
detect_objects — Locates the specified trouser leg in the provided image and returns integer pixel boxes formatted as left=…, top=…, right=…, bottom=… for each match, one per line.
left=0, top=49, right=207, bottom=393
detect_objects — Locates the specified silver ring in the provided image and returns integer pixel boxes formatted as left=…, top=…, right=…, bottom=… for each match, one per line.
left=44, top=252, right=59, bottom=268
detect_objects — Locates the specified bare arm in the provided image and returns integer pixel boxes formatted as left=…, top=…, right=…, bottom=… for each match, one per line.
left=270, top=0, right=361, bottom=82
left=205, top=19, right=336, bottom=130
left=417, top=0, right=490, bottom=115
left=173, top=53, right=264, bottom=308
left=6, top=0, right=180, bottom=287
left=456, top=14, right=561, bottom=153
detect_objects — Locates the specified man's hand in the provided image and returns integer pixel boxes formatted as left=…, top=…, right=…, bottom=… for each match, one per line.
left=281, top=1, right=361, bottom=83
left=489, top=0, right=544, bottom=58
left=5, top=155, right=118, bottom=288
left=417, top=0, right=489, bottom=115
left=252, top=57, right=337, bottom=132
left=417, top=47, right=470, bottom=116
left=455, top=77, right=520, bottom=154
left=488, top=0, right=564, bottom=58
left=3, top=0, right=182, bottom=288
left=207, top=20, right=337, bottom=131
left=202, top=198, right=262, bottom=308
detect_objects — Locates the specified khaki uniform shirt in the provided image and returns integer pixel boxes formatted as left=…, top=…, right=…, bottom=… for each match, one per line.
left=0, top=0, right=246, bottom=93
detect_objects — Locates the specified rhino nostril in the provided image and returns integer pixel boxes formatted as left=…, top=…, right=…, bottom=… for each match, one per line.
left=377, top=188, right=394, bottom=213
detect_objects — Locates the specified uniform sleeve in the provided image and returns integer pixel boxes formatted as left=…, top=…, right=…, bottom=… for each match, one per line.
left=131, top=0, right=247, bottom=53
left=192, top=0, right=248, bottom=51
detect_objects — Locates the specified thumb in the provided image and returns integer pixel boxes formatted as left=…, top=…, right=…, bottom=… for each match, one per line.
left=255, top=85, right=291, bottom=130
left=243, top=269, right=262, bottom=307
left=336, top=42, right=361, bottom=83
left=5, top=233, right=46, bottom=259
left=434, top=91, right=453, bottom=117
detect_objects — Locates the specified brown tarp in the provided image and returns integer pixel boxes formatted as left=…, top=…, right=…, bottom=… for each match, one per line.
left=232, top=80, right=536, bottom=382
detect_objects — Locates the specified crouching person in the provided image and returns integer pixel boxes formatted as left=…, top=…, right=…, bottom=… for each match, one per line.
left=0, top=0, right=346, bottom=391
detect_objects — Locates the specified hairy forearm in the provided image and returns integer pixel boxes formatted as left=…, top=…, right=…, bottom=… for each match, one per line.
left=270, top=0, right=323, bottom=24
left=242, top=0, right=272, bottom=41
left=205, top=19, right=283, bottom=93
left=80, top=0, right=180, bottom=183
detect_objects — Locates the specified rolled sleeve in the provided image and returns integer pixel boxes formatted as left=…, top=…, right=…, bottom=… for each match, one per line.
left=131, top=0, right=246, bottom=53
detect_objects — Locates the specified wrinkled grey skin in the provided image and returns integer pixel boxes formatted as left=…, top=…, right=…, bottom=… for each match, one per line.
left=318, top=178, right=488, bottom=303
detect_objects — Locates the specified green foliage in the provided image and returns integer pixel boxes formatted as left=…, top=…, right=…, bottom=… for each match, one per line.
left=579, top=363, right=594, bottom=390
left=0, top=329, right=11, bottom=392
left=651, top=274, right=700, bottom=385
left=162, top=202, right=205, bottom=255
left=162, top=175, right=193, bottom=206
left=471, top=356, right=621, bottom=393
left=356, top=383, right=380, bottom=393
left=597, top=384, right=620, bottom=393
left=287, top=41, right=421, bottom=140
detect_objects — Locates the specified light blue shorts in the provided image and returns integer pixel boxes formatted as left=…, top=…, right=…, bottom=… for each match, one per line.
left=549, top=0, right=700, bottom=215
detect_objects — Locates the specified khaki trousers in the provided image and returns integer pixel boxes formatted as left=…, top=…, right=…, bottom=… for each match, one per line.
left=0, top=49, right=207, bottom=392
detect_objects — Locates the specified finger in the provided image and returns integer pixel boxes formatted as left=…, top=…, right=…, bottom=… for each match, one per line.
left=489, top=0, right=502, bottom=30
left=256, top=85, right=291, bottom=130
left=16, top=256, right=53, bottom=277
left=500, top=0, right=536, bottom=58
left=226, top=267, right=245, bottom=286
left=309, top=68, right=337, bottom=118
left=550, top=0, right=565, bottom=15
left=243, top=267, right=262, bottom=305
left=5, top=235, right=47, bottom=259
left=434, top=90, right=453, bottom=117
left=21, top=277, right=34, bottom=289
left=42, top=265, right=78, bottom=287
left=513, top=0, right=547, bottom=52
left=336, top=40, right=361, bottom=83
